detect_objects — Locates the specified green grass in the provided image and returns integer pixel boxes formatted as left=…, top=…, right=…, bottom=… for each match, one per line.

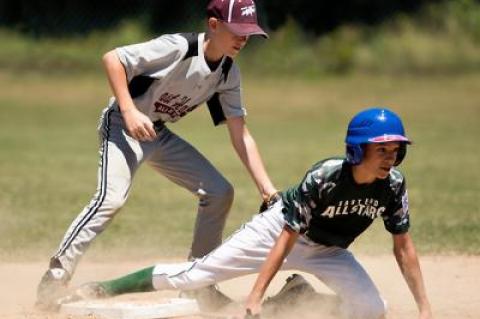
left=0, top=72, right=479, bottom=261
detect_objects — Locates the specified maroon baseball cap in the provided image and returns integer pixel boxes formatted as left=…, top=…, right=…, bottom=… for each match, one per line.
left=207, top=0, right=268, bottom=38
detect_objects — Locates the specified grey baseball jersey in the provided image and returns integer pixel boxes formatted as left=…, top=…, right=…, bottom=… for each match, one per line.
left=114, top=32, right=246, bottom=125
left=52, top=32, right=245, bottom=275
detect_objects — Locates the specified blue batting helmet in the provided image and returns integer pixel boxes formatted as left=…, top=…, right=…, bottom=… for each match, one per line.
left=345, top=108, right=411, bottom=166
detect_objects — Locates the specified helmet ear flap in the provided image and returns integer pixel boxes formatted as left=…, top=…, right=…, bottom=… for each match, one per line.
left=394, top=143, right=407, bottom=166
left=346, top=144, right=364, bottom=165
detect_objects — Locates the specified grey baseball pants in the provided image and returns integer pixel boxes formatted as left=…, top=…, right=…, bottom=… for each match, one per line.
left=152, top=201, right=386, bottom=319
left=52, top=107, right=234, bottom=275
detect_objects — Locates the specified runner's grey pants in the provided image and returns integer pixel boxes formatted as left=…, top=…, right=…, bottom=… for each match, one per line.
left=52, top=108, right=234, bottom=275
left=152, top=201, right=386, bottom=319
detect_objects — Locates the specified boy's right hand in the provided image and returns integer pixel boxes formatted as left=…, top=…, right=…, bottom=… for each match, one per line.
left=122, top=108, right=157, bottom=142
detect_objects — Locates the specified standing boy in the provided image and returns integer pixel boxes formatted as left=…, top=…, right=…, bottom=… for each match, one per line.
left=37, top=0, right=278, bottom=310
left=59, top=108, right=433, bottom=319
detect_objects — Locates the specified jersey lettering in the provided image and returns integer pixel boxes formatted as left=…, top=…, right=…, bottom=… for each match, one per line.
left=320, top=198, right=387, bottom=220
left=153, top=92, right=196, bottom=120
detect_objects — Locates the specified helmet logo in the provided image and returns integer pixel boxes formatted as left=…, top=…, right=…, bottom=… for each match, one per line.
left=241, top=5, right=256, bottom=16
left=378, top=110, right=387, bottom=121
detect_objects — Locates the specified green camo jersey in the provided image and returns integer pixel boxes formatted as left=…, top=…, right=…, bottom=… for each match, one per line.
left=281, top=157, right=410, bottom=248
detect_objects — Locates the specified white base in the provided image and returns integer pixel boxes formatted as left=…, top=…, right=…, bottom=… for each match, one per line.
left=60, top=298, right=200, bottom=319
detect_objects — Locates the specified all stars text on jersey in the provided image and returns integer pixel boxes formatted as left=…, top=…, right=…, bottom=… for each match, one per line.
left=321, top=198, right=386, bottom=219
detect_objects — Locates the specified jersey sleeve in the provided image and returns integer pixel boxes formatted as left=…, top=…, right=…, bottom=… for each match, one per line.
left=115, top=34, right=185, bottom=81
left=207, top=62, right=246, bottom=125
left=382, top=177, right=410, bottom=234
left=282, top=166, right=325, bottom=234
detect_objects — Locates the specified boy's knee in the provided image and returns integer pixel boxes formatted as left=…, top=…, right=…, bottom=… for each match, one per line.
left=218, top=181, right=234, bottom=203
left=102, top=193, right=127, bottom=211
left=199, top=179, right=234, bottom=207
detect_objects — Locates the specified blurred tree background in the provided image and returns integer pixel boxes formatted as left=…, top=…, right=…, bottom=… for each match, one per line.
left=0, top=0, right=479, bottom=75
left=0, top=0, right=441, bottom=37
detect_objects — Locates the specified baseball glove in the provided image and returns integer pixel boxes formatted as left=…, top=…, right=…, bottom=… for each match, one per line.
left=259, top=192, right=282, bottom=213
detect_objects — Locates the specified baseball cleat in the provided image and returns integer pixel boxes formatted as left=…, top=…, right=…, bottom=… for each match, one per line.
left=263, top=273, right=316, bottom=307
left=35, top=267, right=70, bottom=311
left=180, top=285, right=233, bottom=311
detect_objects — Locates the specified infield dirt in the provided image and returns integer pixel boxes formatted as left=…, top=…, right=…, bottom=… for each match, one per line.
left=0, top=255, right=478, bottom=319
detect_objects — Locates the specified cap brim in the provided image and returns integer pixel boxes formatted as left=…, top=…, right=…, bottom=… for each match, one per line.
left=224, top=22, right=269, bottom=38
left=368, top=135, right=412, bottom=144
